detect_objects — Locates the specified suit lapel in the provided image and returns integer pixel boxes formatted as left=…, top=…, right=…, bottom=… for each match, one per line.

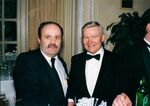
left=142, top=42, right=150, bottom=71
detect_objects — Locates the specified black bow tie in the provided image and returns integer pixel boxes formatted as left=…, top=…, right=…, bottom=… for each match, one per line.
left=85, top=54, right=100, bottom=60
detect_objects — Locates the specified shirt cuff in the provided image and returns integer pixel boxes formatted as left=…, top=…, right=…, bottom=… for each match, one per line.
left=68, top=98, right=74, bottom=102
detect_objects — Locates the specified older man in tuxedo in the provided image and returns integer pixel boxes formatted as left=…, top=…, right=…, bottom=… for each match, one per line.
left=67, top=21, right=132, bottom=106
left=13, top=21, right=68, bottom=106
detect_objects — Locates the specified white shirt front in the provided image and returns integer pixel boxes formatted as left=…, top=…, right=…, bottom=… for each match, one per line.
left=85, top=47, right=104, bottom=96
left=144, top=38, right=150, bottom=52
left=40, top=50, right=68, bottom=96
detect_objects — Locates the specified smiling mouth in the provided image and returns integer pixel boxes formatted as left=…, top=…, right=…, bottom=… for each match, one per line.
left=88, top=45, right=95, bottom=48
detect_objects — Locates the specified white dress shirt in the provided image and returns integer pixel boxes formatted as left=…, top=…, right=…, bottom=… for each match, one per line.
left=68, top=47, right=104, bottom=102
left=40, top=50, right=68, bottom=96
left=144, top=38, right=150, bottom=52
left=85, top=47, right=104, bottom=96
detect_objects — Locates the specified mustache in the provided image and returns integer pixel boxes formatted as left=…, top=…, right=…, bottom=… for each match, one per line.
left=47, top=44, right=58, bottom=48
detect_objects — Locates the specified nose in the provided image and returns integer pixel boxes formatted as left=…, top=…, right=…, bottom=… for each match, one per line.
left=88, top=37, right=93, bottom=44
left=51, top=37, right=55, bottom=43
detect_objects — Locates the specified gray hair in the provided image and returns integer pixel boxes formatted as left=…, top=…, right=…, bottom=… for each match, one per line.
left=81, top=21, right=104, bottom=36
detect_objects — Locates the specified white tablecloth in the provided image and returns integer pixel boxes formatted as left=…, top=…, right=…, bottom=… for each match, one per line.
left=0, top=79, right=16, bottom=106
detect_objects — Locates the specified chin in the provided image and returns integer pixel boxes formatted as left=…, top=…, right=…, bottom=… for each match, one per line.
left=46, top=51, right=59, bottom=56
left=88, top=50, right=96, bottom=54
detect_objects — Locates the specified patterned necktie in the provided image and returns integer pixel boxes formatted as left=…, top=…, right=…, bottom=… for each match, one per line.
left=85, top=54, right=100, bottom=60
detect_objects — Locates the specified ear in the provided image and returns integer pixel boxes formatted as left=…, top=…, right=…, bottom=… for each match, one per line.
left=38, top=37, right=41, bottom=44
left=102, top=34, right=105, bottom=42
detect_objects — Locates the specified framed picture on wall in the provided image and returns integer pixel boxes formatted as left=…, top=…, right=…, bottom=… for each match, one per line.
left=121, top=0, right=133, bottom=8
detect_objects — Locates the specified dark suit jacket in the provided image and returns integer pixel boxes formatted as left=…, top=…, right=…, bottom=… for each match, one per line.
left=114, top=41, right=150, bottom=105
left=67, top=49, right=117, bottom=105
left=141, top=41, right=150, bottom=89
left=13, top=48, right=68, bottom=106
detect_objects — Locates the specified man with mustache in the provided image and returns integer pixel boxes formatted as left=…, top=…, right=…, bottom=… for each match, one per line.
left=13, top=21, right=68, bottom=106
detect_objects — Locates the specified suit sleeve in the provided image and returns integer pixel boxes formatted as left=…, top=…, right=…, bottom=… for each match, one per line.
left=13, top=54, right=42, bottom=105
left=66, top=56, right=77, bottom=101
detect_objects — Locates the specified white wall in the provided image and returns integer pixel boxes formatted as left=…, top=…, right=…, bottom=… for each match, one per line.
left=99, top=0, right=150, bottom=50
left=99, top=0, right=150, bottom=29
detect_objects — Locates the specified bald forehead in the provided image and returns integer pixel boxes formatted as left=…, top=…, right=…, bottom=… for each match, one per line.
left=42, top=24, right=62, bottom=34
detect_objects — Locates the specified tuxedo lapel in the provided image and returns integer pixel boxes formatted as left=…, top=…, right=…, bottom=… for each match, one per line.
left=81, top=54, right=91, bottom=97
left=75, top=52, right=91, bottom=97
left=92, top=50, right=114, bottom=100
left=92, top=52, right=106, bottom=97
left=88, top=50, right=109, bottom=97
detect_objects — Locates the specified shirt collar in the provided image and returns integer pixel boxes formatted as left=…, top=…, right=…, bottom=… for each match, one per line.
left=40, top=49, right=58, bottom=62
left=144, top=38, right=150, bottom=45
